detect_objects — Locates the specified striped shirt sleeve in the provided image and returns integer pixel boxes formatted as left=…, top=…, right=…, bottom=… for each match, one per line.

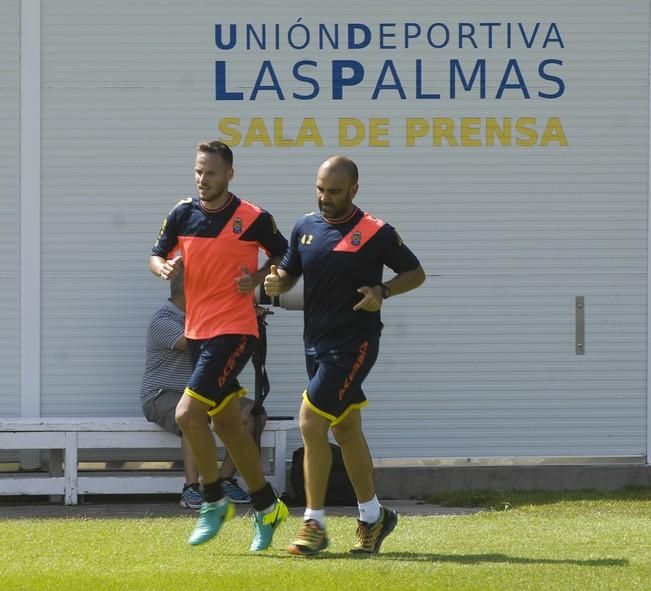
left=149, top=308, right=184, bottom=350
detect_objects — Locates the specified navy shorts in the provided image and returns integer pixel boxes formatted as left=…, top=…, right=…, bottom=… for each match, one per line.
left=186, top=334, right=255, bottom=416
left=303, top=334, right=380, bottom=425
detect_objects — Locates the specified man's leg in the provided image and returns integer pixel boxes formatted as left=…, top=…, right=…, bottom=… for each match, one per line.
left=300, top=401, right=332, bottom=509
left=143, top=390, right=201, bottom=508
left=287, top=400, right=331, bottom=556
left=176, top=393, right=220, bottom=483
left=210, top=396, right=266, bottom=491
left=179, top=436, right=202, bottom=509
left=176, top=393, right=236, bottom=545
left=331, top=409, right=374, bottom=502
left=220, top=398, right=266, bottom=480
left=331, top=409, right=398, bottom=554
left=180, top=436, right=200, bottom=484
left=219, top=449, right=235, bottom=480
left=219, top=399, right=263, bottom=503
left=211, top=396, right=288, bottom=551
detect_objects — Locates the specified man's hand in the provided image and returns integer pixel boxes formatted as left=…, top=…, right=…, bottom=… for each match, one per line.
left=159, top=256, right=183, bottom=280
left=235, top=266, right=255, bottom=293
left=353, top=285, right=383, bottom=312
left=264, top=265, right=283, bottom=297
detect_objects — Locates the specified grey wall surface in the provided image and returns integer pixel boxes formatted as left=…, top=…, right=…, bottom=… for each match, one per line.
left=5, top=0, right=649, bottom=461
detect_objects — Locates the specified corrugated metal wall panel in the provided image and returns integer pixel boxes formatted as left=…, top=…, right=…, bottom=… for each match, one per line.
left=39, top=0, right=648, bottom=459
left=0, top=0, right=21, bottom=416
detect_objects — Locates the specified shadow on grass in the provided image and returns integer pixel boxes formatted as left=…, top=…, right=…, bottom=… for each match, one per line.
left=255, top=551, right=628, bottom=567
left=380, top=552, right=628, bottom=567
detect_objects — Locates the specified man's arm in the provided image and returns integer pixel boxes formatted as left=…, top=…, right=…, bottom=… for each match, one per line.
left=381, top=265, right=426, bottom=298
left=149, top=255, right=183, bottom=280
left=235, top=255, right=283, bottom=293
left=173, top=335, right=188, bottom=351
left=253, top=255, right=282, bottom=287
left=264, top=264, right=300, bottom=296
left=354, top=265, right=426, bottom=312
left=149, top=309, right=187, bottom=352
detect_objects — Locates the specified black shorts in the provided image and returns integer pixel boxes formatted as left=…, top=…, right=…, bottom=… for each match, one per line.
left=303, top=334, right=379, bottom=425
left=186, top=334, right=255, bottom=416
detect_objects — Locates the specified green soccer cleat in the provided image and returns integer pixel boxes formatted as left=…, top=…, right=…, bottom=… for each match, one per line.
left=249, top=499, right=289, bottom=551
left=187, top=499, right=235, bottom=546
left=287, top=519, right=329, bottom=556
left=350, top=506, right=398, bottom=554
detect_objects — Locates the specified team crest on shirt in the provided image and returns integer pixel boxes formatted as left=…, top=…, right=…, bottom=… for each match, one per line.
left=351, top=231, right=362, bottom=246
left=232, top=217, right=243, bottom=234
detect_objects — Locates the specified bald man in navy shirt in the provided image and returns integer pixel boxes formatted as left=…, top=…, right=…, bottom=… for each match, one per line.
left=265, top=155, right=425, bottom=557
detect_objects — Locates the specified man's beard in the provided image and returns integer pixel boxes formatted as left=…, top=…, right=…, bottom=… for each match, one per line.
left=319, top=201, right=349, bottom=220
left=199, top=184, right=227, bottom=203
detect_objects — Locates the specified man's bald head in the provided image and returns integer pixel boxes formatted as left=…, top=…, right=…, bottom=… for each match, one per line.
left=316, top=155, right=359, bottom=221
left=319, top=155, right=359, bottom=185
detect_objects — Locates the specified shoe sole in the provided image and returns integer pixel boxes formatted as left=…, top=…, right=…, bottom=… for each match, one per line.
left=179, top=501, right=202, bottom=510
left=350, top=508, right=398, bottom=555
left=287, top=538, right=329, bottom=556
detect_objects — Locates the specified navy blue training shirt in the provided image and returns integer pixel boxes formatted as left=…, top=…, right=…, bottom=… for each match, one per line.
left=280, top=207, right=421, bottom=353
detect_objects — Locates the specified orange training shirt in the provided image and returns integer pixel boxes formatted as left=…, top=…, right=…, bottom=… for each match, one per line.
left=152, top=194, right=288, bottom=340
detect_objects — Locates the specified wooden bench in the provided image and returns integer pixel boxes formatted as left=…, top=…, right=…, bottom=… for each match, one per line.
left=0, top=417, right=297, bottom=505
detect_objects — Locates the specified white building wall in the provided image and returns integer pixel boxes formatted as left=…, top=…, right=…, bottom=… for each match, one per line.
left=30, top=0, right=651, bottom=459
left=0, top=0, right=21, bottom=416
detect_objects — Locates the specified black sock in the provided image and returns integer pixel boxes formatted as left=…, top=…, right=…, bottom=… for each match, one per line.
left=202, top=480, right=225, bottom=504
left=249, top=482, right=276, bottom=512
left=183, top=481, right=200, bottom=492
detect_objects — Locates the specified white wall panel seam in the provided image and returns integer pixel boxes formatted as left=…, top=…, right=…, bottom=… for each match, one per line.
left=20, top=0, right=40, bottom=418
left=0, top=0, right=21, bottom=421
left=646, top=0, right=651, bottom=466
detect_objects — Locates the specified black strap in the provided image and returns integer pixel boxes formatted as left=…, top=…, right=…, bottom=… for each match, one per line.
left=252, top=309, right=271, bottom=446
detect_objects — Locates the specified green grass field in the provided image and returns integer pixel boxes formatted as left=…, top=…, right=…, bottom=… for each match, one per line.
left=1, top=489, right=650, bottom=591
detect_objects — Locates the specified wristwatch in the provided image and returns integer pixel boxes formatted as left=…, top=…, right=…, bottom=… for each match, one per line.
left=380, top=284, right=391, bottom=299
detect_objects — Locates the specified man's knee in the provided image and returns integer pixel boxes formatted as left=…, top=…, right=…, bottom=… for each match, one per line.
left=331, top=412, right=362, bottom=446
left=210, top=397, right=245, bottom=435
left=175, top=396, right=204, bottom=431
left=299, top=403, right=330, bottom=442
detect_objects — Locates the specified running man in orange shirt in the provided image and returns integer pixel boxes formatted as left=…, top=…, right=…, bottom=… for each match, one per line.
left=149, top=141, right=289, bottom=551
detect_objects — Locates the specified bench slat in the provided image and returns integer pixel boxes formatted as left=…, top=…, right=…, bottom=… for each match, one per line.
left=0, top=417, right=297, bottom=432
left=78, top=474, right=185, bottom=495
left=0, top=432, right=66, bottom=448
left=0, top=476, right=66, bottom=495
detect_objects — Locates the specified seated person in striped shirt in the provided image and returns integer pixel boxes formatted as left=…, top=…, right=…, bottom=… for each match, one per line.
left=140, top=268, right=266, bottom=508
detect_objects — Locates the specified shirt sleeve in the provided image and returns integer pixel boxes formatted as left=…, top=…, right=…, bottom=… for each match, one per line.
left=149, top=309, right=185, bottom=351
left=151, top=203, right=181, bottom=258
left=279, top=222, right=303, bottom=277
left=378, top=224, right=421, bottom=273
left=242, top=210, right=288, bottom=257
